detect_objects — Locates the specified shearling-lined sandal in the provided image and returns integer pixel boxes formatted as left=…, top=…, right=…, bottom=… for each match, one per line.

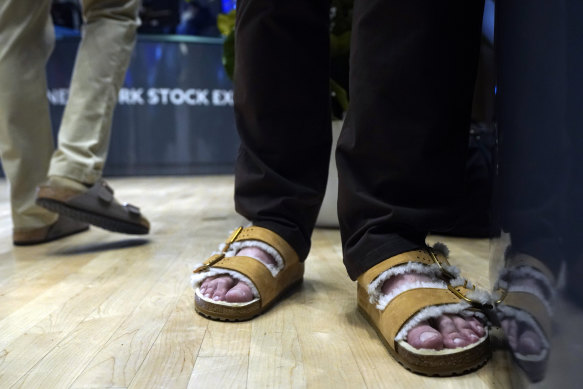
left=192, top=226, right=304, bottom=321
left=357, top=244, right=493, bottom=376
left=494, top=251, right=554, bottom=383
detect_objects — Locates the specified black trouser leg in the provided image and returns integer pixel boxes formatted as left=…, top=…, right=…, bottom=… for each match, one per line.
left=338, top=0, right=484, bottom=279
left=233, top=0, right=331, bottom=260
left=497, top=0, right=568, bottom=277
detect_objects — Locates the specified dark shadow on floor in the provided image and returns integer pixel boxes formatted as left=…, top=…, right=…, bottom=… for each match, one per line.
left=48, top=238, right=151, bottom=256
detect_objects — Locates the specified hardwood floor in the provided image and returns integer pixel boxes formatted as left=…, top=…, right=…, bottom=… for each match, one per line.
left=0, top=176, right=513, bottom=388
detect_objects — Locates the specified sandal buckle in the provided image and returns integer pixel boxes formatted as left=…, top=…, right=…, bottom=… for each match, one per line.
left=124, top=203, right=141, bottom=216
left=447, top=281, right=493, bottom=310
left=427, top=247, right=456, bottom=280
left=494, top=287, right=508, bottom=305
left=193, top=253, right=225, bottom=273
left=224, top=226, right=243, bottom=250
left=192, top=227, right=244, bottom=274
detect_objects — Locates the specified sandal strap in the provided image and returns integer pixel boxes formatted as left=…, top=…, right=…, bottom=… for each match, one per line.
left=503, top=291, right=552, bottom=336
left=506, top=253, right=556, bottom=286
left=94, top=180, right=115, bottom=203
left=211, top=255, right=283, bottom=307
left=194, top=226, right=299, bottom=272
left=375, top=286, right=478, bottom=349
left=193, top=226, right=302, bottom=307
left=234, top=226, right=299, bottom=264
left=357, top=248, right=492, bottom=349
left=358, top=248, right=451, bottom=288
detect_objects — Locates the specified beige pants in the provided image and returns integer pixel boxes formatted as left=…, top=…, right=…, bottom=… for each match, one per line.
left=0, top=0, right=139, bottom=229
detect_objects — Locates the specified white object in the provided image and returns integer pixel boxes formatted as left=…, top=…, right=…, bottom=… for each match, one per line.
left=315, top=120, right=342, bottom=227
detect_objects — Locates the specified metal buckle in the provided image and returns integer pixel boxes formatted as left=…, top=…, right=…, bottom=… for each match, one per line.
left=192, top=226, right=243, bottom=273
left=447, top=280, right=493, bottom=310
left=494, top=288, right=508, bottom=305
left=123, top=203, right=141, bottom=216
left=426, top=247, right=456, bottom=280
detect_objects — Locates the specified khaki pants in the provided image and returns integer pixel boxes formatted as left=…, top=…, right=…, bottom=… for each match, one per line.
left=0, top=0, right=139, bottom=230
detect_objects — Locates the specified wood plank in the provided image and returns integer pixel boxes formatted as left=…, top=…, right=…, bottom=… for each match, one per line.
left=5, top=244, right=174, bottom=388
left=70, top=258, right=191, bottom=388
left=247, top=296, right=306, bottom=388
left=127, top=287, right=208, bottom=389
left=0, top=177, right=515, bottom=389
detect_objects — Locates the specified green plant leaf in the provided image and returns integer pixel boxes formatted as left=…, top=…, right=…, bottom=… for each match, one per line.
left=330, top=31, right=351, bottom=58
left=217, top=10, right=236, bottom=36
left=222, top=30, right=235, bottom=81
left=330, top=78, right=349, bottom=113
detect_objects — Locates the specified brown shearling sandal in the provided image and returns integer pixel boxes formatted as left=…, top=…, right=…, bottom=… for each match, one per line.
left=192, top=226, right=304, bottom=321
left=357, top=246, right=492, bottom=376
left=494, top=251, right=554, bottom=383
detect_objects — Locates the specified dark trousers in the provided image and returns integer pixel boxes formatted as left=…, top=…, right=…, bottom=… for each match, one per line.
left=497, top=0, right=583, bottom=290
left=233, top=0, right=484, bottom=280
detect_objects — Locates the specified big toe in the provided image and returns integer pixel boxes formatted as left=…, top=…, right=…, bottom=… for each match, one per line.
left=225, top=281, right=254, bottom=303
left=407, top=321, right=444, bottom=350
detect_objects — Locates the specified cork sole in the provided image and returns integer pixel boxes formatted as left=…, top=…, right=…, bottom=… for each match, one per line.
left=358, top=304, right=491, bottom=376
left=194, top=279, right=303, bottom=322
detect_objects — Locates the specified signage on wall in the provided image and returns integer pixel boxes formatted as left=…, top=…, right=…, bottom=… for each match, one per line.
left=46, top=35, right=239, bottom=176
left=48, top=87, right=234, bottom=107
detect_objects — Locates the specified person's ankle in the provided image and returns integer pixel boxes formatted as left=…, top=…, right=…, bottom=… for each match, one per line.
left=46, top=175, right=89, bottom=191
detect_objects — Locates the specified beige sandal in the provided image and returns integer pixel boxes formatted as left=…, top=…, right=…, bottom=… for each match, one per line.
left=192, top=226, right=304, bottom=321
left=357, top=245, right=492, bottom=376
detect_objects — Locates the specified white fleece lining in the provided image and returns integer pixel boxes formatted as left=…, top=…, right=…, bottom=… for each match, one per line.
left=195, top=288, right=259, bottom=306
left=432, top=242, right=450, bottom=257
left=376, top=280, right=448, bottom=310
left=191, top=266, right=260, bottom=299
left=373, top=275, right=491, bottom=312
left=498, top=265, right=555, bottom=299
left=497, top=304, right=550, bottom=352
left=368, top=262, right=462, bottom=307
left=231, top=240, right=285, bottom=276
left=395, top=303, right=487, bottom=342
left=397, top=334, right=488, bottom=355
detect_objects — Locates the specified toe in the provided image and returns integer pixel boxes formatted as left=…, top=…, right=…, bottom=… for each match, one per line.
left=200, top=276, right=216, bottom=294
left=436, top=315, right=470, bottom=348
left=407, top=321, right=444, bottom=350
left=501, top=319, right=518, bottom=350
left=202, top=278, right=219, bottom=298
left=211, top=276, right=236, bottom=301
left=467, top=316, right=486, bottom=337
left=452, top=315, right=482, bottom=344
left=518, top=329, right=542, bottom=355
left=225, top=281, right=254, bottom=302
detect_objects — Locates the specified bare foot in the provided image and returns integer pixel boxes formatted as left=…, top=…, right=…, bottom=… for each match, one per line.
left=499, top=277, right=547, bottom=355
left=382, top=273, right=485, bottom=350
left=199, top=247, right=276, bottom=303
